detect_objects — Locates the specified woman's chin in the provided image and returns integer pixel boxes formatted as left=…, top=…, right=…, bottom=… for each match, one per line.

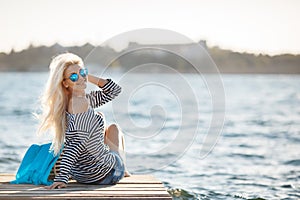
left=72, top=85, right=86, bottom=92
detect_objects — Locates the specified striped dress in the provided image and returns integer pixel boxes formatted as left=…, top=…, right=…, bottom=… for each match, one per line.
left=53, top=79, right=122, bottom=184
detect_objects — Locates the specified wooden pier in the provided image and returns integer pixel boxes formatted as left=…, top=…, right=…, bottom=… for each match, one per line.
left=0, top=174, right=172, bottom=199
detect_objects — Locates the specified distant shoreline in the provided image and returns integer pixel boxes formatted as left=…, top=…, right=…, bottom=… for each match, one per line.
left=1, top=42, right=299, bottom=73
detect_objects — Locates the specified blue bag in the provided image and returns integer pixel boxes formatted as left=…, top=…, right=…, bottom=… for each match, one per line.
left=10, top=143, right=60, bottom=186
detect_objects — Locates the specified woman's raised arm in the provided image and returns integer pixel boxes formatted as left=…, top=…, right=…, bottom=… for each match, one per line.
left=88, top=74, right=108, bottom=87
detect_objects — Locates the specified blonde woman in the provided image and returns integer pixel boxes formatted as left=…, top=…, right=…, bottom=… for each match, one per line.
left=37, top=53, right=129, bottom=189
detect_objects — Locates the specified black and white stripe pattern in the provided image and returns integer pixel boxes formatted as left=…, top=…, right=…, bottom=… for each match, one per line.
left=54, top=79, right=122, bottom=184
left=88, top=79, right=122, bottom=108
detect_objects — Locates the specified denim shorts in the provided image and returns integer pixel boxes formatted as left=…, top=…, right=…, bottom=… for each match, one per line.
left=94, top=151, right=125, bottom=185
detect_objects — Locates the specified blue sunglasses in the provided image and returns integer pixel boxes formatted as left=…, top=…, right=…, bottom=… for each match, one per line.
left=68, top=68, right=88, bottom=82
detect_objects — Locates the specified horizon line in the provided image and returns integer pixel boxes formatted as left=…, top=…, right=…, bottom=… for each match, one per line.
left=2, top=41, right=300, bottom=57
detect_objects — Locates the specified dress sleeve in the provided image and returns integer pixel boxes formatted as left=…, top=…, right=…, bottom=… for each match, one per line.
left=53, top=131, right=89, bottom=184
left=87, top=79, right=122, bottom=108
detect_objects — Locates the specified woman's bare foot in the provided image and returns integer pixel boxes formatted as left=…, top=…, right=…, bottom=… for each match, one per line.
left=124, top=171, right=131, bottom=177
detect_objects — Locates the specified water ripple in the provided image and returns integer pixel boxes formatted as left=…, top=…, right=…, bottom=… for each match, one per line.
left=283, top=159, right=300, bottom=166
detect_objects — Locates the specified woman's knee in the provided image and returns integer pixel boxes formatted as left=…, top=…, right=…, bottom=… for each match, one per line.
left=107, top=124, right=120, bottom=132
left=106, top=124, right=122, bottom=141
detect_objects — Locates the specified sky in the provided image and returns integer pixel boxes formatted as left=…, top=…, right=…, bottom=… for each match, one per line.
left=1, top=0, right=300, bottom=55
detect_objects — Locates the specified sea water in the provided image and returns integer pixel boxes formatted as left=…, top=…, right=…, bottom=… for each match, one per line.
left=0, top=72, right=299, bottom=199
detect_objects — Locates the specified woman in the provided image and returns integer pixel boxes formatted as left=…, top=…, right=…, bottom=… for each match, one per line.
left=37, top=52, right=129, bottom=189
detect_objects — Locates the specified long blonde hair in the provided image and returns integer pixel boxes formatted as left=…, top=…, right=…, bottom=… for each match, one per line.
left=37, top=53, right=84, bottom=155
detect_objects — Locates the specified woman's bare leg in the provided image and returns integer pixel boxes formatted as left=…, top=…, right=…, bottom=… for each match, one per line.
left=105, top=124, right=131, bottom=177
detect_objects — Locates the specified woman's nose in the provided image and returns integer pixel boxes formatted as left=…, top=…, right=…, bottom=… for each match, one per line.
left=78, top=74, right=86, bottom=81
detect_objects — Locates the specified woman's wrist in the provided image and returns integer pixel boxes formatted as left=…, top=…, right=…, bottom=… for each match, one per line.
left=97, top=78, right=109, bottom=88
left=88, top=74, right=108, bottom=87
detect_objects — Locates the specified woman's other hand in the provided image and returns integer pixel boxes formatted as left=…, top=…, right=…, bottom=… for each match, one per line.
left=45, top=182, right=67, bottom=189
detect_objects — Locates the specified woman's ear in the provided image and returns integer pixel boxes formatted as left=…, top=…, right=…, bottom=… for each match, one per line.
left=62, top=80, right=69, bottom=88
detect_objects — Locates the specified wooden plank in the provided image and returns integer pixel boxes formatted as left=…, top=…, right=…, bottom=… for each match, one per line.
left=0, top=193, right=172, bottom=199
left=0, top=185, right=166, bottom=190
left=1, top=174, right=163, bottom=184
left=0, top=196, right=171, bottom=199
left=0, top=191, right=170, bottom=195
left=0, top=174, right=13, bottom=183
left=0, top=174, right=172, bottom=200
left=0, top=187, right=167, bottom=192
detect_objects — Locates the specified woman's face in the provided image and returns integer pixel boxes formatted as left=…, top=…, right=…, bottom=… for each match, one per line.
left=62, top=64, right=87, bottom=92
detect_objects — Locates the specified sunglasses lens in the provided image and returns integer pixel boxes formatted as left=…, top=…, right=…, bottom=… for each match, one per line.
left=68, top=69, right=87, bottom=82
left=80, top=68, right=88, bottom=77
left=69, top=73, right=79, bottom=82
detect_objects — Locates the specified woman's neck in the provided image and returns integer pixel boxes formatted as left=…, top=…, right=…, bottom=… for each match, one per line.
left=70, top=90, right=86, bottom=98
